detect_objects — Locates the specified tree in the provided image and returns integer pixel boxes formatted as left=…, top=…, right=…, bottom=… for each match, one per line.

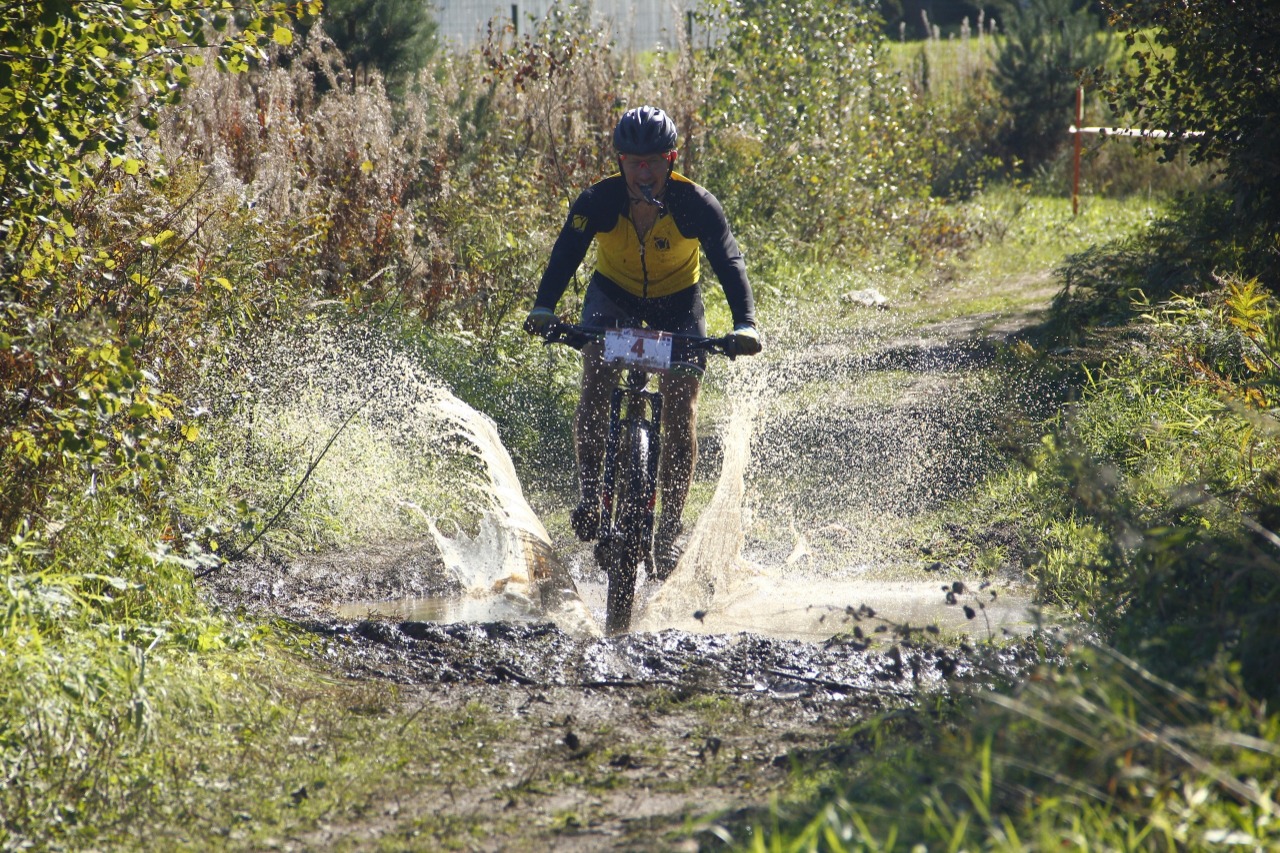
left=1100, top=0, right=1280, bottom=231
left=316, top=0, right=438, bottom=96
left=990, top=0, right=1112, bottom=169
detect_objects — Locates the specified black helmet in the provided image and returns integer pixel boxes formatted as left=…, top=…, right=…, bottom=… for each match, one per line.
left=613, top=106, right=678, bottom=154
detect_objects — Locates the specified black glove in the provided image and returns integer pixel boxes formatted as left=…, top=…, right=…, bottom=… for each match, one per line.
left=523, top=307, right=556, bottom=335
left=731, top=324, right=762, bottom=356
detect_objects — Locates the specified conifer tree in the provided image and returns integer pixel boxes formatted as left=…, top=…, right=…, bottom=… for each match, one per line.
left=320, top=0, right=439, bottom=96
left=990, top=0, right=1111, bottom=169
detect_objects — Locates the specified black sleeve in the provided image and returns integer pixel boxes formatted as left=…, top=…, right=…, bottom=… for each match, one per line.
left=529, top=194, right=593, bottom=308
left=679, top=186, right=756, bottom=328
left=533, top=183, right=613, bottom=312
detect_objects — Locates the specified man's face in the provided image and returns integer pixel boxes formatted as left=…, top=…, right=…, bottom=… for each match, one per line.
left=619, top=150, right=676, bottom=200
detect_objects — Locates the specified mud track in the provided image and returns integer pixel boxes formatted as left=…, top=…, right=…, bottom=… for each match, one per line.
left=202, top=283, right=1061, bottom=850
left=206, top=541, right=1047, bottom=851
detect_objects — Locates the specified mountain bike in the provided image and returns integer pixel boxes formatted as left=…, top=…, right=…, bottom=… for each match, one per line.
left=541, top=321, right=737, bottom=635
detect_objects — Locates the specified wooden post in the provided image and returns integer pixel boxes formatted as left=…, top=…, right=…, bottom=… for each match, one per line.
left=511, top=4, right=518, bottom=36
left=1072, top=85, right=1083, bottom=217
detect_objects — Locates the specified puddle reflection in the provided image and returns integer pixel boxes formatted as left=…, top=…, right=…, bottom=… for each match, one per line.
left=334, top=595, right=542, bottom=624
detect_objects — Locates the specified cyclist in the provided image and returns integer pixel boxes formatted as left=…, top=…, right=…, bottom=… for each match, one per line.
left=524, top=105, right=761, bottom=577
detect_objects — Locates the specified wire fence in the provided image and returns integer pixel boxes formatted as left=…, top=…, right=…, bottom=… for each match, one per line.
left=433, top=0, right=701, bottom=50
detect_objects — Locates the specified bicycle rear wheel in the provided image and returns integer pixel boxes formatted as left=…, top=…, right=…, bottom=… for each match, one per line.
left=602, top=419, right=654, bottom=635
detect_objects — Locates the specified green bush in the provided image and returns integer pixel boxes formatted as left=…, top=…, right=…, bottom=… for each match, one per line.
left=1101, top=0, right=1280, bottom=238
left=1002, top=275, right=1280, bottom=697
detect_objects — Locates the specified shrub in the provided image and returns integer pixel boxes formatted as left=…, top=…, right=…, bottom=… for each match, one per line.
left=1029, top=277, right=1280, bottom=696
left=1100, top=0, right=1280, bottom=237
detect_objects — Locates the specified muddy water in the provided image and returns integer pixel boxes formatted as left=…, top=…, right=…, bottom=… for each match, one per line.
left=413, top=390, right=598, bottom=638
left=335, top=362, right=1042, bottom=643
left=334, top=574, right=1039, bottom=643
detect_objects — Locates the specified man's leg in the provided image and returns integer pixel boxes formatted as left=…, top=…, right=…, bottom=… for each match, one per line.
left=572, top=341, right=618, bottom=540
left=654, top=370, right=700, bottom=575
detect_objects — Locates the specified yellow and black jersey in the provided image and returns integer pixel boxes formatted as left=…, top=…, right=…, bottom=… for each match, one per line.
left=534, top=172, right=756, bottom=327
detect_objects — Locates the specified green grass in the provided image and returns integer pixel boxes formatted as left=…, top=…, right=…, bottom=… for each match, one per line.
left=2, top=619, right=528, bottom=850
left=747, top=649, right=1280, bottom=852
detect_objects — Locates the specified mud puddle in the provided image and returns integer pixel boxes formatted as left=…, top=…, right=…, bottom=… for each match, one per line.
left=336, top=574, right=1042, bottom=643
left=312, top=615, right=1048, bottom=698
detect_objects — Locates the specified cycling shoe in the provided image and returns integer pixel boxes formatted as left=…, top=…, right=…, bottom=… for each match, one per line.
left=653, top=519, right=683, bottom=580
left=570, top=500, right=600, bottom=541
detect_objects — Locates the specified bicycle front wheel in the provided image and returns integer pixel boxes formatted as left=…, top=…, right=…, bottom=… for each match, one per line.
left=603, top=419, right=655, bottom=635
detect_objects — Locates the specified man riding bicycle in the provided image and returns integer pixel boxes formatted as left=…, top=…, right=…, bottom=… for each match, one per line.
left=524, top=105, right=761, bottom=577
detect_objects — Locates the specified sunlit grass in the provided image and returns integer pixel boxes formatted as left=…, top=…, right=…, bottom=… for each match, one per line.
left=747, top=647, right=1280, bottom=852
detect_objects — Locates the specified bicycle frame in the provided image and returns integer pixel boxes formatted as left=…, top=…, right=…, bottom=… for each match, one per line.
left=600, top=369, right=664, bottom=554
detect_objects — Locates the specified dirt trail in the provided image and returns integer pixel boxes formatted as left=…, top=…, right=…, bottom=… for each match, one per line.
left=204, top=269, right=1061, bottom=850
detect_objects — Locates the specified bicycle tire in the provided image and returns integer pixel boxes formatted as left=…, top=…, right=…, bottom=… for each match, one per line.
left=604, top=419, right=654, bottom=635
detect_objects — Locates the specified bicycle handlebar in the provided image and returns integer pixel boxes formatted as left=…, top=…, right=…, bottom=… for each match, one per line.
left=539, top=321, right=739, bottom=359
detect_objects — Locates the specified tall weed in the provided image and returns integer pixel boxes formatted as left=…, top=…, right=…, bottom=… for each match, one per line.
left=750, top=647, right=1280, bottom=850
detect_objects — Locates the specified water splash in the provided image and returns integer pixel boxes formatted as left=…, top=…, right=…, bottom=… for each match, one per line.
left=635, top=396, right=756, bottom=629
left=626, top=334, right=1043, bottom=640
left=417, top=391, right=598, bottom=637
left=198, top=319, right=598, bottom=636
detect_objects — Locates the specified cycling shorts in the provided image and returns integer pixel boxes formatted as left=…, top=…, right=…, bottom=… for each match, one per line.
left=580, top=273, right=708, bottom=376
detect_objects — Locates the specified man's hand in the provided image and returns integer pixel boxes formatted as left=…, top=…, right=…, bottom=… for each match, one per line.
left=523, top=307, right=556, bottom=336
left=731, top=324, right=762, bottom=356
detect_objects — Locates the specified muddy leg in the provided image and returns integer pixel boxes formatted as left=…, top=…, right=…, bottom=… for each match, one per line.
left=655, top=371, right=700, bottom=569
left=573, top=342, right=618, bottom=539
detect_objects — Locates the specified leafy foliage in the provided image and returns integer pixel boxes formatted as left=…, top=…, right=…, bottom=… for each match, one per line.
left=1100, top=0, right=1280, bottom=231
left=0, top=2, right=319, bottom=539
left=1025, top=275, right=1280, bottom=696
left=0, top=4, right=313, bottom=845
left=1051, top=190, right=1277, bottom=332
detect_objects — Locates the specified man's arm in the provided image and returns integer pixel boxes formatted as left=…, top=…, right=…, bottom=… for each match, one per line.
left=683, top=186, right=756, bottom=328
left=533, top=193, right=600, bottom=312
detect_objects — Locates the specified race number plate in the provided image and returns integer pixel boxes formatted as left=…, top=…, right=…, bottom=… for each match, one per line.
left=603, top=327, right=673, bottom=372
